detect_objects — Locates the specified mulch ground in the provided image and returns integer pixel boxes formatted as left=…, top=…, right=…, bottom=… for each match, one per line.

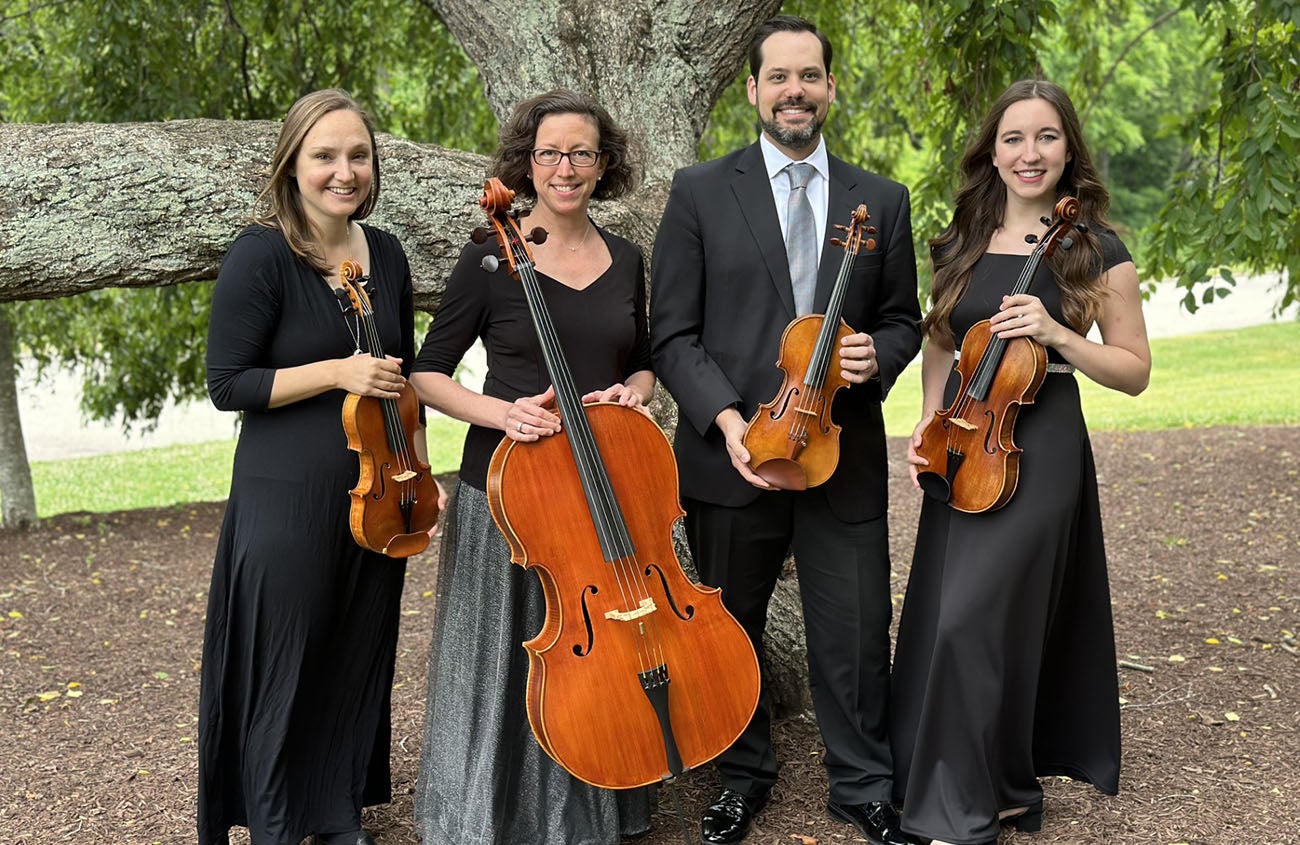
left=2, top=426, right=1297, bottom=845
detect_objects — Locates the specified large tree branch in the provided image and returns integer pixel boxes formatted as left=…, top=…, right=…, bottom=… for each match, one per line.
left=0, top=120, right=664, bottom=310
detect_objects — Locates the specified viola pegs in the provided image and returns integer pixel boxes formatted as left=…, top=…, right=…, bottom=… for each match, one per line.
left=867, top=226, right=878, bottom=234
left=1059, top=236, right=1074, bottom=251
left=865, top=238, right=877, bottom=250
left=1074, top=223, right=1090, bottom=234
left=527, top=227, right=548, bottom=245
left=1025, top=234, right=1039, bottom=244
left=831, top=237, right=844, bottom=247
left=470, top=226, right=491, bottom=245
left=1040, top=215, right=1052, bottom=226
left=833, top=223, right=850, bottom=232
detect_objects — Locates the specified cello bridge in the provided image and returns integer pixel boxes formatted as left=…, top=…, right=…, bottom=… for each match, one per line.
left=604, top=597, right=657, bottom=622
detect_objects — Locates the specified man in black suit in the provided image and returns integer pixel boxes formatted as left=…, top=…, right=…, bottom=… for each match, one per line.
left=649, top=15, right=922, bottom=845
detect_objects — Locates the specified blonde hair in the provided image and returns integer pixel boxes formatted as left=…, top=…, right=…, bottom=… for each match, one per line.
left=253, top=88, right=380, bottom=275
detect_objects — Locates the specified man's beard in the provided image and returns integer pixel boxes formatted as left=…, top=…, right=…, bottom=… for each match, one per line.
left=760, top=105, right=823, bottom=151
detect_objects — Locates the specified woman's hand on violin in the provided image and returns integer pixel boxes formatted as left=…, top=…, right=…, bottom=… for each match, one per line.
left=336, top=354, right=405, bottom=399
left=715, top=407, right=773, bottom=490
left=838, top=332, right=879, bottom=383
left=993, top=295, right=1067, bottom=346
left=505, top=386, right=562, bottom=442
left=905, top=416, right=933, bottom=487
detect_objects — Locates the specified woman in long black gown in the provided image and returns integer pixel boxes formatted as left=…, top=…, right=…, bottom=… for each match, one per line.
left=409, top=89, right=655, bottom=844
left=199, top=89, right=438, bottom=845
left=891, top=80, right=1152, bottom=845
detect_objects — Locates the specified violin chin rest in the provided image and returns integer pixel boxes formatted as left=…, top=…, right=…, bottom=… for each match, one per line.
left=916, top=470, right=951, bottom=504
left=752, top=458, right=808, bottom=491
left=380, top=532, right=432, bottom=559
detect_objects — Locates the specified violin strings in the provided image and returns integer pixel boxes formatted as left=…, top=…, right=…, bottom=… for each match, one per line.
left=354, top=287, right=419, bottom=513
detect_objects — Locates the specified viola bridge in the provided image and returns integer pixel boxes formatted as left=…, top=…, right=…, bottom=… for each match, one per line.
left=950, top=417, right=976, bottom=431
left=604, top=597, right=657, bottom=622
left=390, top=470, right=418, bottom=483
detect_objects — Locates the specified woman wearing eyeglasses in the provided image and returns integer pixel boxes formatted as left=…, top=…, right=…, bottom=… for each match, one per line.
left=409, top=89, right=654, bottom=844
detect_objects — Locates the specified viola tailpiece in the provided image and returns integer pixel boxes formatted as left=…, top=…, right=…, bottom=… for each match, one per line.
left=475, top=177, right=760, bottom=791
left=914, top=196, right=1084, bottom=513
left=742, top=203, right=877, bottom=490
left=339, top=262, right=440, bottom=557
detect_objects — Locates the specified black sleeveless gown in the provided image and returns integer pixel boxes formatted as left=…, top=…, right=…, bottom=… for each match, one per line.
left=890, top=233, right=1131, bottom=845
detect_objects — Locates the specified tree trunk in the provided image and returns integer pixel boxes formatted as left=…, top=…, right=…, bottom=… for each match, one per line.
left=0, top=308, right=37, bottom=529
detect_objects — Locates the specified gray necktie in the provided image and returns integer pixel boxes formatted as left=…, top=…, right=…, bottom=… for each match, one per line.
left=784, top=162, right=817, bottom=316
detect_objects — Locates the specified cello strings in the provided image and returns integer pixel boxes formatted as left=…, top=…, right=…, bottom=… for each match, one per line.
left=505, top=224, right=663, bottom=670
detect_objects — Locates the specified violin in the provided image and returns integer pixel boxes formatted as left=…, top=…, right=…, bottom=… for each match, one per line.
left=914, top=196, right=1084, bottom=513
left=474, top=178, right=760, bottom=789
left=339, top=261, right=440, bottom=556
left=742, top=204, right=877, bottom=490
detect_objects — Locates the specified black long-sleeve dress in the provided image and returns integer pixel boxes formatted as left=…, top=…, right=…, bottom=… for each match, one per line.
left=198, top=224, right=415, bottom=845
left=891, top=232, right=1132, bottom=845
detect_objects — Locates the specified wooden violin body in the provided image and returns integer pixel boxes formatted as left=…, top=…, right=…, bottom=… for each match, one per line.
left=488, top=402, right=760, bottom=788
left=743, top=314, right=853, bottom=490
left=742, top=204, right=876, bottom=490
left=914, top=196, right=1082, bottom=513
left=475, top=177, right=759, bottom=789
left=913, top=328, right=1046, bottom=513
left=339, top=263, right=440, bottom=557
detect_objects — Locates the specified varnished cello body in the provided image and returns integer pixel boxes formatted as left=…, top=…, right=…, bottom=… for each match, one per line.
left=339, top=263, right=440, bottom=557
left=476, top=179, right=760, bottom=789
left=914, top=196, right=1082, bottom=513
left=743, top=205, right=876, bottom=490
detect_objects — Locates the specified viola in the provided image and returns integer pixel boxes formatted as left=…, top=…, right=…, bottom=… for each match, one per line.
left=742, top=204, right=877, bottom=490
left=474, top=178, right=760, bottom=789
left=339, top=261, right=440, bottom=556
left=914, top=196, right=1084, bottom=513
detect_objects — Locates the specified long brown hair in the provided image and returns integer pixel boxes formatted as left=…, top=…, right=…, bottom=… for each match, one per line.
left=924, top=79, right=1112, bottom=346
left=253, top=88, right=380, bottom=275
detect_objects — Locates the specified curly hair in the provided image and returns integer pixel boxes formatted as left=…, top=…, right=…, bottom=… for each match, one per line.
left=924, top=79, right=1113, bottom=347
left=490, top=89, right=640, bottom=202
left=253, top=88, right=380, bottom=275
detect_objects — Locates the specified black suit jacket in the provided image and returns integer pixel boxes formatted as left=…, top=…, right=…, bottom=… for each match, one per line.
left=650, top=142, right=922, bottom=522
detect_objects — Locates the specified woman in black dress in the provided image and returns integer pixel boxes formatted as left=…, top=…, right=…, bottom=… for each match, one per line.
left=410, top=89, right=654, bottom=844
left=891, top=80, right=1152, bottom=845
left=200, top=88, right=437, bottom=845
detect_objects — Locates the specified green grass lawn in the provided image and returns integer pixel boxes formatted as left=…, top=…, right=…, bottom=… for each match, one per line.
left=28, top=322, right=1298, bottom=517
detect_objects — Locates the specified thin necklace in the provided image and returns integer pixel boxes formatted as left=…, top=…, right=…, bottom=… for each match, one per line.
left=567, top=222, right=593, bottom=253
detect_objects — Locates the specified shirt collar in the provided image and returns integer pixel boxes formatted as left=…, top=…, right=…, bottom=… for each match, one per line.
left=759, top=133, right=829, bottom=182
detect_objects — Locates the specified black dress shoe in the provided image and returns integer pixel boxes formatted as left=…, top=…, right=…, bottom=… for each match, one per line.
left=1000, top=797, right=1043, bottom=832
left=826, top=800, right=921, bottom=845
left=701, top=787, right=769, bottom=844
left=314, top=831, right=377, bottom=845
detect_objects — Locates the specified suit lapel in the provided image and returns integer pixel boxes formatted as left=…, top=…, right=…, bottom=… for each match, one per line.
left=732, top=143, right=798, bottom=319
left=815, top=157, right=858, bottom=314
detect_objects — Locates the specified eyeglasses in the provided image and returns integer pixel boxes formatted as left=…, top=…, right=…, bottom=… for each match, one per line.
left=531, top=148, right=602, bottom=168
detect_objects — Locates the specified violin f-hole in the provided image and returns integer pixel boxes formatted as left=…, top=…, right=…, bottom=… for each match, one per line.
left=768, top=386, right=799, bottom=421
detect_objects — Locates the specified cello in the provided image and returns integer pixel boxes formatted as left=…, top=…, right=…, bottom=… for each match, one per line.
left=339, top=261, right=441, bottom=556
left=475, top=178, right=760, bottom=789
left=742, top=204, right=877, bottom=490
left=914, top=196, right=1084, bottom=513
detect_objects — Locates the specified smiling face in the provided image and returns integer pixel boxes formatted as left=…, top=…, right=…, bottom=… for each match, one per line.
left=746, top=30, right=836, bottom=158
left=991, top=97, right=1072, bottom=206
left=291, top=108, right=374, bottom=232
left=528, top=112, right=606, bottom=221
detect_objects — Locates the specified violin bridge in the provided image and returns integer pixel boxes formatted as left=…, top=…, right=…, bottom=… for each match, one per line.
left=390, top=470, right=418, bottom=482
left=604, top=597, right=657, bottom=622
left=949, top=417, right=976, bottom=431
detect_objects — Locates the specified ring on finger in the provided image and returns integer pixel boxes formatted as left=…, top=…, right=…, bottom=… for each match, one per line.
left=518, top=421, right=525, bottom=433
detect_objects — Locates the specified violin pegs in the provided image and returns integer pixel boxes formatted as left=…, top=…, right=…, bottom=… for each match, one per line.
left=1074, top=223, right=1090, bottom=234
left=1024, top=234, right=1039, bottom=244
left=1059, top=236, right=1074, bottom=251
left=1040, top=215, right=1051, bottom=226
left=833, top=223, right=849, bottom=232
left=831, top=237, right=844, bottom=247
left=527, top=227, right=549, bottom=245
left=470, top=226, right=491, bottom=245
left=867, top=226, right=878, bottom=234
left=866, top=238, right=877, bottom=251
left=480, top=254, right=501, bottom=273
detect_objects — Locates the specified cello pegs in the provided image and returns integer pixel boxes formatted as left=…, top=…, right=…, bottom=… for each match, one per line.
left=527, top=227, right=549, bottom=245
left=481, top=254, right=501, bottom=273
left=470, top=226, right=491, bottom=245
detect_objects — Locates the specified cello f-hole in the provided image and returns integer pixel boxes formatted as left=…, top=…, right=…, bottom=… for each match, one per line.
left=574, top=584, right=599, bottom=657
left=645, top=563, right=695, bottom=621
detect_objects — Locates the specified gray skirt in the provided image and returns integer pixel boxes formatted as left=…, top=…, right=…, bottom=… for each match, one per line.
left=414, top=481, right=654, bottom=844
